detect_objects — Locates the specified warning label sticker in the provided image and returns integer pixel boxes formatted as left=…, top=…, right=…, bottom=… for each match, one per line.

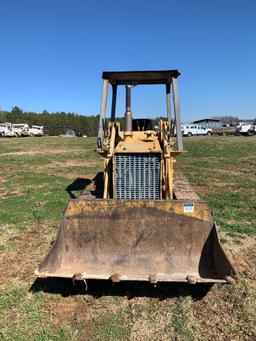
left=183, top=202, right=194, bottom=213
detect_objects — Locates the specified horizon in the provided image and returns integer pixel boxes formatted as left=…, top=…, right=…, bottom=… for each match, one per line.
left=1, top=106, right=254, bottom=124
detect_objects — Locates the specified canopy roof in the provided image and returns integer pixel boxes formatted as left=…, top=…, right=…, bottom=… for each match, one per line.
left=102, top=70, right=180, bottom=85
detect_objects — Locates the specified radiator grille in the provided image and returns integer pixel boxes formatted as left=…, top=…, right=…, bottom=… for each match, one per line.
left=114, top=153, right=160, bottom=199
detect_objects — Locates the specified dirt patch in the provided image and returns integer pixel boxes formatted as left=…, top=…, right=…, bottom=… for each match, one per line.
left=47, top=298, right=93, bottom=326
left=51, top=160, right=101, bottom=168
left=209, top=167, right=245, bottom=176
left=51, top=172, right=97, bottom=180
left=42, top=290, right=128, bottom=339
left=10, top=161, right=101, bottom=178
left=1, top=149, right=85, bottom=156
left=240, top=157, right=256, bottom=166
left=228, top=241, right=256, bottom=279
left=0, top=186, right=23, bottom=199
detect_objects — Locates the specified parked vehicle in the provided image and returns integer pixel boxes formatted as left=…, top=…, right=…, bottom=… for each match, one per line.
left=181, top=124, right=212, bottom=136
left=1, top=122, right=17, bottom=137
left=0, top=123, right=44, bottom=137
left=0, top=124, right=6, bottom=137
left=235, top=124, right=255, bottom=136
left=29, top=125, right=44, bottom=137
left=12, top=123, right=31, bottom=137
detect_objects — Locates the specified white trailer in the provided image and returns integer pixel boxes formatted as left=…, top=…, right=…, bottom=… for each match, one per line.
left=12, top=123, right=31, bottom=137
left=236, top=123, right=255, bottom=136
left=1, top=122, right=17, bottom=137
left=29, top=125, right=44, bottom=136
left=0, top=124, right=5, bottom=137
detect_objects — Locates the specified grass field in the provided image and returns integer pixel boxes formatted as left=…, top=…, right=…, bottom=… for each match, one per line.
left=0, top=136, right=255, bottom=340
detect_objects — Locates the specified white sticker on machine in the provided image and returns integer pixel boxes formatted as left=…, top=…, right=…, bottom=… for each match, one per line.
left=183, top=202, right=194, bottom=213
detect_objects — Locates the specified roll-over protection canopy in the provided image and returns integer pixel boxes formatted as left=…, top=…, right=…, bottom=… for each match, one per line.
left=102, top=70, right=180, bottom=85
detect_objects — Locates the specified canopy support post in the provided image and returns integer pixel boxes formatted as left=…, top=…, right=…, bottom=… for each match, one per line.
left=172, top=77, right=183, bottom=151
left=111, top=84, right=117, bottom=122
left=166, top=82, right=171, bottom=122
left=98, top=79, right=108, bottom=144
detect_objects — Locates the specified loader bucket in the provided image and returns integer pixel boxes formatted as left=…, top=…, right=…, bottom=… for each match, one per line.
left=35, top=199, right=236, bottom=284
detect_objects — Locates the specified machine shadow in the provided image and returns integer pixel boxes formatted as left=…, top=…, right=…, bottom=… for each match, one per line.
left=65, top=173, right=104, bottom=199
left=65, top=177, right=91, bottom=199
left=30, top=278, right=213, bottom=301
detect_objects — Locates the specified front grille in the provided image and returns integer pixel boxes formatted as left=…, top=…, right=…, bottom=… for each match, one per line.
left=114, top=153, right=160, bottom=199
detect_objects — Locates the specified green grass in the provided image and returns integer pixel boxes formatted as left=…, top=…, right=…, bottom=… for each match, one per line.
left=0, top=135, right=255, bottom=341
left=176, top=136, right=256, bottom=236
left=0, top=138, right=101, bottom=231
left=0, top=285, right=79, bottom=341
left=168, top=297, right=197, bottom=341
left=92, top=311, right=130, bottom=341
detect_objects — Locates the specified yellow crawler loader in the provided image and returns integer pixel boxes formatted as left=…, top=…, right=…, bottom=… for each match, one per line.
left=36, top=70, right=236, bottom=284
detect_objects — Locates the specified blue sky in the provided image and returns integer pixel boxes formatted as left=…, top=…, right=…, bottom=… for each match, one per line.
left=0, top=0, right=255, bottom=121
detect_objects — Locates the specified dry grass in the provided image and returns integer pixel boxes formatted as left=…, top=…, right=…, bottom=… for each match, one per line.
left=0, top=136, right=255, bottom=340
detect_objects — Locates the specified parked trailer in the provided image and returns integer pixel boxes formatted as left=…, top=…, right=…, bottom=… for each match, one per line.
left=212, top=126, right=236, bottom=136
left=12, top=123, right=31, bottom=137
left=0, top=124, right=5, bottom=137
left=1, top=123, right=17, bottom=137
left=235, top=124, right=255, bottom=136
left=29, top=125, right=44, bottom=137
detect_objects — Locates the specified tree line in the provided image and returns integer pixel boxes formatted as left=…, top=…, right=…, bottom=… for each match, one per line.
left=211, top=115, right=256, bottom=126
left=0, top=107, right=101, bottom=136
left=0, top=107, right=150, bottom=136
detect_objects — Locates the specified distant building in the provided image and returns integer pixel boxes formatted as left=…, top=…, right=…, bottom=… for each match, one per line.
left=193, top=118, right=222, bottom=128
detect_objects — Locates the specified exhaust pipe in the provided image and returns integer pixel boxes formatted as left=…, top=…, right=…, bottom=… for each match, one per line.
left=125, top=85, right=132, bottom=131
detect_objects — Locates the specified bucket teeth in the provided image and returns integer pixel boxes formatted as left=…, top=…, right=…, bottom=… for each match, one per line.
left=73, top=273, right=85, bottom=281
left=187, top=275, right=197, bottom=284
left=110, top=273, right=121, bottom=283
left=225, top=276, right=236, bottom=285
left=149, top=274, right=158, bottom=284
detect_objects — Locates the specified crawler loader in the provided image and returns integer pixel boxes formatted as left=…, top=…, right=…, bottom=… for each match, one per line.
left=36, top=70, right=236, bottom=284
